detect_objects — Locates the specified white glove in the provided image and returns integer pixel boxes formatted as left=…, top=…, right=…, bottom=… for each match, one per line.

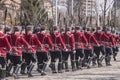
left=73, top=50, right=76, bottom=54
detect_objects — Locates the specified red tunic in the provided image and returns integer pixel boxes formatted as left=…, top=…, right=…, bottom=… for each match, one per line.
left=0, top=32, right=11, bottom=57
left=94, top=31, right=109, bottom=46
left=103, top=32, right=115, bottom=48
left=8, top=33, right=29, bottom=56
left=84, top=32, right=99, bottom=50
left=61, top=32, right=75, bottom=51
left=23, top=33, right=42, bottom=54
left=73, top=31, right=88, bottom=49
left=50, top=32, right=65, bottom=51
left=37, top=32, right=52, bottom=52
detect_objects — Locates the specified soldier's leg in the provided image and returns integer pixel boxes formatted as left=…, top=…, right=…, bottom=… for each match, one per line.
left=40, top=52, right=49, bottom=76
left=63, top=52, right=70, bottom=72
left=27, top=53, right=36, bottom=77
left=87, top=50, right=93, bottom=69
left=0, top=57, right=7, bottom=80
left=12, top=56, right=22, bottom=79
left=61, top=51, right=65, bottom=70
left=113, top=47, right=117, bottom=61
left=70, top=51, right=76, bottom=71
left=21, top=52, right=27, bottom=75
left=79, top=49, right=84, bottom=69
left=50, top=51, right=57, bottom=73
left=105, top=48, right=111, bottom=66
left=6, top=53, right=13, bottom=77
left=100, top=46, right=106, bottom=63
left=57, top=51, right=63, bottom=73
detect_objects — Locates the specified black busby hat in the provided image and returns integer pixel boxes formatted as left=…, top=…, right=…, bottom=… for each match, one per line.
left=53, top=25, right=58, bottom=31
left=65, top=27, right=71, bottom=31
left=86, top=27, right=91, bottom=31
left=26, top=25, right=33, bottom=31
left=40, top=25, right=46, bottom=31
left=82, top=26, right=87, bottom=30
left=14, top=26, right=21, bottom=31
left=4, top=26, right=11, bottom=32
left=75, top=26, right=80, bottom=30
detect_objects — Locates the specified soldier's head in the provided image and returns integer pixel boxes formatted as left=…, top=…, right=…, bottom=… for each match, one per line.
left=0, top=25, right=5, bottom=32
left=26, top=25, right=34, bottom=33
left=91, top=27, right=96, bottom=33
left=65, top=27, right=71, bottom=35
left=96, top=27, right=102, bottom=33
left=61, top=27, right=65, bottom=34
left=82, top=26, right=87, bottom=32
left=71, top=27, right=75, bottom=33
left=34, top=27, right=40, bottom=33
left=75, top=26, right=80, bottom=32
left=52, top=25, right=59, bottom=33
left=106, top=27, right=111, bottom=33
left=86, top=27, right=91, bottom=33
left=13, top=26, right=21, bottom=33
left=4, top=26, right=11, bottom=34
left=40, top=25, right=46, bottom=33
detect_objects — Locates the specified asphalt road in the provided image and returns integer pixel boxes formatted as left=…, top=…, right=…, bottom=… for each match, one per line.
left=8, top=52, right=120, bottom=80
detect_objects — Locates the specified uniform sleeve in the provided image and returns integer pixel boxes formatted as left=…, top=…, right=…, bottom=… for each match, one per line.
left=20, top=36, right=29, bottom=47
left=82, top=34, right=88, bottom=44
left=91, top=36, right=99, bottom=45
left=71, top=35, right=75, bottom=50
left=59, top=35, right=65, bottom=48
left=4, top=37, right=11, bottom=50
left=47, top=35, right=53, bottom=48
left=34, top=35, right=42, bottom=47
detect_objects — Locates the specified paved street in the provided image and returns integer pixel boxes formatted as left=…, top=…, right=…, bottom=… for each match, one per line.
left=8, top=53, right=120, bottom=80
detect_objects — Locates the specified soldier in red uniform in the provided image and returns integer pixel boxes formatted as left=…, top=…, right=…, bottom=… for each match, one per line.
left=22, top=25, right=42, bottom=77
left=93, top=27, right=109, bottom=67
left=8, top=26, right=29, bottom=79
left=104, top=27, right=115, bottom=66
left=61, top=27, right=76, bottom=71
left=4, top=26, right=13, bottom=77
left=49, top=26, right=66, bottom=73
left=73, top=26, right=88, bottom=69
left=0, top=25, right=11, bottom=80
left=111, top=30, right=119, bottom=61
left=36, top=26, right=52, bottom=75
left=84, top=27, right=99, bottom=68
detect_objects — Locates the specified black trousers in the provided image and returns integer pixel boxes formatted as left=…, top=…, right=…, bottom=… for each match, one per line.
left=94, top=46, right=106, bottom=59
left=0, top=57, right=6, bottom=68
left=23, top=52, right=36, bottom=65
left=62, top=51, right=75, bottom=62
left=50, top=51, right=62, bottom=63
left=36, top=51, right=49, bottom=65
left=105, top=48, right=112, bottom=57
left=75, top=49, right=84, bottom=60
left=10, top=55, right=22, bottom=66
left=84, top=49, right=93, bottom=60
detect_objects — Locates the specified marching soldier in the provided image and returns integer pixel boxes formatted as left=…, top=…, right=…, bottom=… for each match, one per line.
left=49, top=26, right=66, bottom=73
left=0, top=25, right=11, bottom=80
left=36, top=26, right=52, bottom=75
left=93, top=27, right=109, bottom=67
left=61, top=27, right=76, bottom=71
left=73, top=26, right=88, bottom=69
left=22, top=25, right=42, bottom=77
left=8, top=26, right=29, bottom=79
left=84, top=27, right=99, bottom=68
left=104, top=27, right=115, bottom=66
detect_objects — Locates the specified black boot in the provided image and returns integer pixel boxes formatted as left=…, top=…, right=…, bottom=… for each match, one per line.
left=13, top=65, right=20, bottom=79
left=58, top=62, right=63, bottom=73
left=0, top=69, right=6, bottom=80
left=6, top=63, right=13, bottom=77
left=51, top=63, right=57, bottom=73
left=87, top=57, right=92, bottom=69
left=20, top=63, right=27, bottom=75
left=64, top=61, right=69, bottom=72
left=76, top=60, right=80, bottom=70
left=97, top=59, right=103, bottom=67
left=41, top=63, right=47, bottom=76
left=37, top=64, right=43, bottom=73
left=107, top=56, right=112, bottom=66
left=99, top=55, right=105, bottom=63
left=79, top=58, right=83, bottom=69
left=27, top=63, right=35, bottom=77
left=71, top=61, right=76, bottom=71
left=113, top=53, right=117, bottom=61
